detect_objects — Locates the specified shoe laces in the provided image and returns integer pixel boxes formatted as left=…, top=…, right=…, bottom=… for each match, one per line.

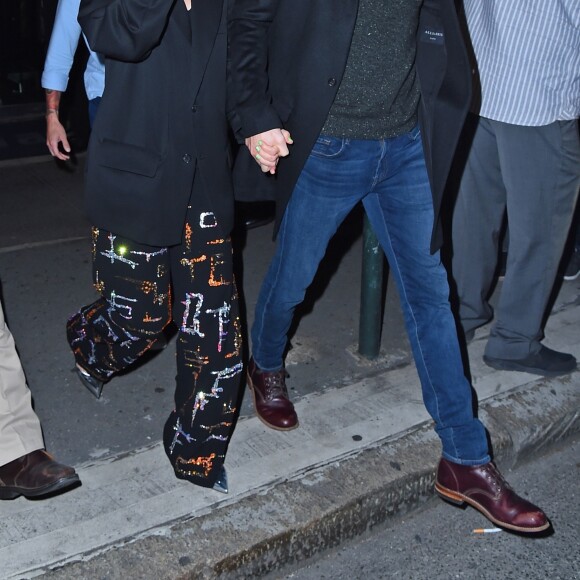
left=481, top=462, right=512, bottom=495
left=262, top=369, right=290, bottom=399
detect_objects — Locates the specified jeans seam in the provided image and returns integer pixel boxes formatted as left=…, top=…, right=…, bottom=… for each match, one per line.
left=370, top=140, right=386, bottom=191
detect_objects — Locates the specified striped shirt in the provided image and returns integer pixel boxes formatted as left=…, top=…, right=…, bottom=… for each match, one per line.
left=463, top=0, right=580, bottom=126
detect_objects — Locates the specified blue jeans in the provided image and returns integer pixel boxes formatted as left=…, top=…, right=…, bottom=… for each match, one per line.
left=252, top=128, right=490, bottom=465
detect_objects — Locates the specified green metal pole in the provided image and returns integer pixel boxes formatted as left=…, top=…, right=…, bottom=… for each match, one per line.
left=358, top=214, right=384, bottom=359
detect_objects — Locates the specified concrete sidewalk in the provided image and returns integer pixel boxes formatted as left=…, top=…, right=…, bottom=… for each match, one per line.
left=3, top=303, right=579, bottom=579
left=1, top=157, right=579, bottom=579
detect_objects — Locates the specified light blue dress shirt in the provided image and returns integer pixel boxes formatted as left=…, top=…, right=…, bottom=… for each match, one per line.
left=41, top=0, right=105, bottom=100
left=464, top=0, right=580, bottom=126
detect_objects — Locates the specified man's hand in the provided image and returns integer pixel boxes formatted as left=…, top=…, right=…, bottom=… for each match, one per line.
left=245, top=128, right=293, bottom=174
left=46, top=111, right=71, bottom=161
left=45, top=89, right=71, bottom=160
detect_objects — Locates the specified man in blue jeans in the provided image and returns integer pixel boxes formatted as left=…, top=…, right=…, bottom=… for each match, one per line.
left=229, top=0, right=548, bottom=533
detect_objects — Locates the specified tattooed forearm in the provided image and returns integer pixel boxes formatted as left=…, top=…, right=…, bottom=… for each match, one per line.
left=45, top=89, right=61, bottom=115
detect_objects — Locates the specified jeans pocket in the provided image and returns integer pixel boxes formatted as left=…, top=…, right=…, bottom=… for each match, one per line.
left=405, top=124, right=421, bottom=143
left=310, top=135, right=347, bottom=158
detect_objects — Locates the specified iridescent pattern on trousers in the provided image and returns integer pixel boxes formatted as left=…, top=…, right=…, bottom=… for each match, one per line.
left=67, top=207, right=243, bottom=489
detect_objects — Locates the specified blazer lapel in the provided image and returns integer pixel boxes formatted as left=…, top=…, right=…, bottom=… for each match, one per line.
left=189, top=0, right=224, bottom=98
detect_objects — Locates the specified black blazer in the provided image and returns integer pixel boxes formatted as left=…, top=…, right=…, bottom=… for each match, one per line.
left=228, top=0, right=471, bottom=253
left=79, top=0, right=233, bottom=246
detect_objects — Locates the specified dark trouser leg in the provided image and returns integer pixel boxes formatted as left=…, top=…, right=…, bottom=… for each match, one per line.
left=67, top=227, right=172, bottom=381
left=451, top=115, right=507, bottom=336
left=163, top=193, right=243, bottom=488
left=486, top=119, right=580, bottom=359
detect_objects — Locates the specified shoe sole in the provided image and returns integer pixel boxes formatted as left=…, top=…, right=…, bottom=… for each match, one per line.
left=564, top=270, right=580, bottom=281
left=0, top=474, right=80, bottom=500
left=247, top=373, right=299, bottom=432
left=483, top=356, right=577, bottom=378
left=435, top=482, right=550, bottom=533
left=74, top=366, right=105, bottom=399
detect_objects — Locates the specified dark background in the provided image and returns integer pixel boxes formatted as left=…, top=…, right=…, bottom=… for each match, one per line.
left=0, top=0, right=90, bottom=158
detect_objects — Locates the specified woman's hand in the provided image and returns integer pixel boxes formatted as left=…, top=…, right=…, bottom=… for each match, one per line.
left=245, top=128, right=293, bottom=174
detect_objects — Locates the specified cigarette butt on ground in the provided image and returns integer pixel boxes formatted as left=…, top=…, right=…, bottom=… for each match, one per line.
left=473, top=528, right=503, bottom=534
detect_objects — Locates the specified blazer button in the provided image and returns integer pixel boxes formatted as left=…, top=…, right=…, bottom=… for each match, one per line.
left=191, top=105, right=198, bottom=112
left=182, top=153, right=192, bottom=164
left=327, top=77, right=336, bottom=87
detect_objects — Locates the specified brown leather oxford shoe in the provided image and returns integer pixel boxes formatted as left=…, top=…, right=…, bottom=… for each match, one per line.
left=247, top=357, right=298, bottom=431
left=0, top=450, right=80, bottom=500
left=435, top=458, right=549, bottom=533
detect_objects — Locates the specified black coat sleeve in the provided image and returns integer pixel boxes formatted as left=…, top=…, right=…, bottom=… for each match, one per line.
left=227, top=0, right=283, bottom=138
left=79, top=0, right=176, bottom=62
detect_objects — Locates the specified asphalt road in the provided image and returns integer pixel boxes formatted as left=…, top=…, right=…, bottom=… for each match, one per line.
left=277, top=436, right=580, bottom=580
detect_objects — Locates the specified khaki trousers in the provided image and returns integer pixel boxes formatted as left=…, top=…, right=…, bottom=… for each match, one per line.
left=0, top=300, right=44, bottom=466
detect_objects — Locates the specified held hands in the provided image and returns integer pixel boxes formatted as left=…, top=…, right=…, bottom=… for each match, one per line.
left=245, top=128, right=293, bottom=174
left=46, top=111, right=72, bottom=161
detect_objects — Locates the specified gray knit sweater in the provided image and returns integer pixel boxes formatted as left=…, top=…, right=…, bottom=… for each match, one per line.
left=321, top=0, right=422, bottom=140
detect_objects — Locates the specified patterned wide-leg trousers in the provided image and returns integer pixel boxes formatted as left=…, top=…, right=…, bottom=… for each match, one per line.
left=67, top=204, right=243, bottom=489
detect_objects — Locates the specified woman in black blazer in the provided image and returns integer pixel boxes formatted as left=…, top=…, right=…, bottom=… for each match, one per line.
left=67, top=0, right=242, bottom=493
